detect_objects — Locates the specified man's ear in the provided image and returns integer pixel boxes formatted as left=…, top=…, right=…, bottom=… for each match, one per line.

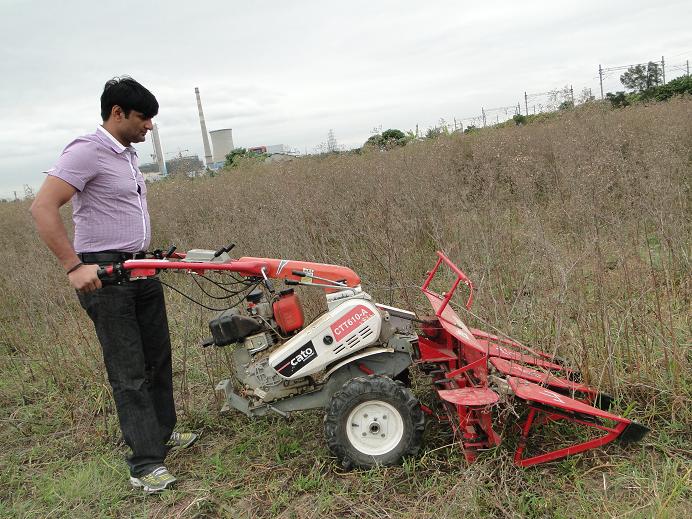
left=110, top=105, right=124, bottom=121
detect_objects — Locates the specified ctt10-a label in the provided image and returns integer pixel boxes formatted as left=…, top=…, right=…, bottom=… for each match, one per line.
left=330, top=305, right=375, bottom=341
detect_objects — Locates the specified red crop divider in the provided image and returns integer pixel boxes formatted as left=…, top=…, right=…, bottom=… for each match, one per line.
left=513, top=407, right=629, bottom=467
left=421, top=251, right=475, bottom=313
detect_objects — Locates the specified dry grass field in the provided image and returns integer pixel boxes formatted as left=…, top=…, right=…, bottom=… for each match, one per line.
left=1, top=99, right=690, bottom=518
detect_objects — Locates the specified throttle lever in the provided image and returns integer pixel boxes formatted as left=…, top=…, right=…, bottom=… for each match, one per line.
left=260, top=267, right=275, bottom=293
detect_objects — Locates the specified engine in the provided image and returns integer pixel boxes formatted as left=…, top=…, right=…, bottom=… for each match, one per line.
left=206, top=287, right=392, bottom=404
left=208, top=288, right=304, bottom=352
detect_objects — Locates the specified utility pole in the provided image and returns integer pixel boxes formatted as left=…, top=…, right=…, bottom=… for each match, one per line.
left=570, top=85, right=575, bottom=106
left=524, top=92, right=528, bottom=116
left=517, top=102, right=521, bottom=115
left=481, top=108, right=486, bottom=127
left=661, top=55, right=666, bottom=84
left=327, top=129, right=338, bottom=152
left=599, top=64, right=604, bottom=99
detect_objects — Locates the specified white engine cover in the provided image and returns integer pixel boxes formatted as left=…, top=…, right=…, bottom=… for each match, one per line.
left=268, top=298, right=382, bottom=380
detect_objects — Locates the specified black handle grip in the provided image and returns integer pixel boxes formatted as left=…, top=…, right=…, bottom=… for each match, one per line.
left=291, top=269, right=307, bottom=277
left=97, top=267, right=118, bottom=286
left=214, top=242, right=236, bottom=257
left=285, top=279, right=299, bottom=285
left=165, top=245, right=177, bottom=258
left=97, top=265, right=124, bottom=286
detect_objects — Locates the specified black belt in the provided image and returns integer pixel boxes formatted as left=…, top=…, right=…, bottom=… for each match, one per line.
left=78, top=251, right=147, bottom=263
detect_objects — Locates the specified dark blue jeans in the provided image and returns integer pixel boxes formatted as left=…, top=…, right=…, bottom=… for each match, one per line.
left=78, top=279, right=176, bottom=477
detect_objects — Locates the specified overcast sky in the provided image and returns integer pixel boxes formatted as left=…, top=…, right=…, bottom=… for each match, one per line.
left=1, top=0, right=690, bottom=199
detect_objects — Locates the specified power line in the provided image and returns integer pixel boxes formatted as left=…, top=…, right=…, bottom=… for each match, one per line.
left=441, top=52, right=687, bottom=131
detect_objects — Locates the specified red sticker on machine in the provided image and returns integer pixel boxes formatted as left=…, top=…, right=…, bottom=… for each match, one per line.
left=330, top=305, right=375, bottom=341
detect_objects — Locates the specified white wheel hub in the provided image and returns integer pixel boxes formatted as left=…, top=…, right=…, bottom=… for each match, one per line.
left=346, top=400, right=404, bottom=456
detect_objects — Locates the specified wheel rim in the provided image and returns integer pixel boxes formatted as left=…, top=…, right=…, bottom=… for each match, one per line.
left=345, top=400, right=404, bottom=456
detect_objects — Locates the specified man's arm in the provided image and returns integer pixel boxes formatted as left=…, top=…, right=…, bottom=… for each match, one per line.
left=30, top=176, right=101, bottom=292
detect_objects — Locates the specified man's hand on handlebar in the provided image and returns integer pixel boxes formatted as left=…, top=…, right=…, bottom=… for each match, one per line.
left=69, top=264, right=102, bottom=293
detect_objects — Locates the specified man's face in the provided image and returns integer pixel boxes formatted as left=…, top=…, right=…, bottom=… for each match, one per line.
left=121, top=110, right=153, bottom=144
left=107, top=105, right=153, bottom=146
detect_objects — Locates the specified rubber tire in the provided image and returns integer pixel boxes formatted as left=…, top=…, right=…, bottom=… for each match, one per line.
left=324, top=375, right=425, bottom=469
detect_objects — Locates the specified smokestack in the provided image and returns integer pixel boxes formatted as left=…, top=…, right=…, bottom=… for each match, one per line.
left=210, top=128, right=234, bottom=163
left=195, top=87, right=213, bottom=167
left=151, top=123, right=167, bottom=176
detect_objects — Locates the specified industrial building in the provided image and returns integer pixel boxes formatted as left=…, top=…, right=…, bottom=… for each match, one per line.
left=137, top=86, right=295, bottom=180
left=210, top=128, right=234, bottom=163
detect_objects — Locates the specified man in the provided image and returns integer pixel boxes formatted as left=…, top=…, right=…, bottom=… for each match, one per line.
left=30, top=77, right=197, bottom=493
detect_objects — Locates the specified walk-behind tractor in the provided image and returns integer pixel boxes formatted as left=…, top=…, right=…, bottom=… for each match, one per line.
left=99, top=247, right=648, bottom=469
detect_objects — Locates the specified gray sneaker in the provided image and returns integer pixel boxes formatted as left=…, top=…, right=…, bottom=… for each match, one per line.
left=130, top=466, right=177, bottom=493
left=167, top=431, right=199, bottom=449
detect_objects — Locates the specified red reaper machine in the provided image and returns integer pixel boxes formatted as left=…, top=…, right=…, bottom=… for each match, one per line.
left=99, top=247, right=648, bottom=468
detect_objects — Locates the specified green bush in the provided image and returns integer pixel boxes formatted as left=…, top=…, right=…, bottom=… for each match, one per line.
left=606, top=74, right=692, bottom=109
left=642, top=75, right=692, bottom=101
left=224, top=147, right=267, bottom=167
left=364, top=128, right=410, bottom=149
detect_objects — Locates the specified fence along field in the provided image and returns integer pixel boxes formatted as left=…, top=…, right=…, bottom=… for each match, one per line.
left=0, top=98, right=690, bottom=518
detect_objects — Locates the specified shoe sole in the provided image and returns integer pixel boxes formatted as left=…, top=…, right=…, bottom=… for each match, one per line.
left=179, top=436, right=198, bottom=449
left=168, top=435, right=200, bottom=449
left=130, top=477, right=177, bottom=493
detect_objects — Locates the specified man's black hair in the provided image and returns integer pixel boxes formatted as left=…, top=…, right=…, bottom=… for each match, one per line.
left=100, top=76, right=159, bottom=121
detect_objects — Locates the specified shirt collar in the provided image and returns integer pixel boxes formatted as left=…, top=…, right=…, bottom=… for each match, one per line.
left=97, top=125, right=136, bottom=155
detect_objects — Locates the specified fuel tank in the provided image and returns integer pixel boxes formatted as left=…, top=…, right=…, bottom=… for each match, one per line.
left=268, top=298, right=382, bottom=379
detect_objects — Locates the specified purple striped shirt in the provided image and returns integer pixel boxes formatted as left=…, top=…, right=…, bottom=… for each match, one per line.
left=45, top=126, right=151, bottom=253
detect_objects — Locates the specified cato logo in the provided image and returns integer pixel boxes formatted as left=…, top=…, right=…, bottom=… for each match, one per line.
left=330, top=305, right=375, bottom=341
left=290, top=347, right=314, bottom=367
left=275, top=341, right=317, bottom=377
